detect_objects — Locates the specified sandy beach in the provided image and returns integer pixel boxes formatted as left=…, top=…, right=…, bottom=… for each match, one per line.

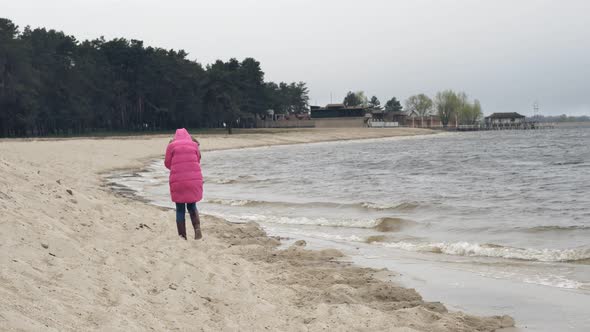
left=0, top=128, right=514, bottom=331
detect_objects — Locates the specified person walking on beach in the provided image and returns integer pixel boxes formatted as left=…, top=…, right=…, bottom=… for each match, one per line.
left=165, top=128, right=203, bottom=240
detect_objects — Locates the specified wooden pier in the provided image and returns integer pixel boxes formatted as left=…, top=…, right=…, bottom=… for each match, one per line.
left=454, top=122, right=555, bottom=131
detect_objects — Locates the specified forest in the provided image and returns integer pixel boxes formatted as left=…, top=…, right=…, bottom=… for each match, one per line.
left=0, top=18, right=309, bottom=137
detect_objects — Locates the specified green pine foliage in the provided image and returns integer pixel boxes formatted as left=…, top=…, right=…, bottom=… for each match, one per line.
left=0, top=18, right=309, bottom=137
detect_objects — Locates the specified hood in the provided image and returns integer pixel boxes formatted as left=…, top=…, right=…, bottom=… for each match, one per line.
left=174, top=128, right=191, bottom=141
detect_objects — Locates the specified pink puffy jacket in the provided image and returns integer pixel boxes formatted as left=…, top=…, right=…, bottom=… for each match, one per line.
left=164, top=128, right=203, bottom=203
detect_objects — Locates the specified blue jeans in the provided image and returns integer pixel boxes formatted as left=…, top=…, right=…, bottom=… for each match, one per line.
left=176, top=203, right=197, bottom=223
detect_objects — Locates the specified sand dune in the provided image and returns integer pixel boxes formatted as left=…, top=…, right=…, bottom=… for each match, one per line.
left=0, top=128, right=514, bottom=331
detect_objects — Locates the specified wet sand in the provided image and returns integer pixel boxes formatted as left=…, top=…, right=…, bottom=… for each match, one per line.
left=0, top=128, right=514, bottom=331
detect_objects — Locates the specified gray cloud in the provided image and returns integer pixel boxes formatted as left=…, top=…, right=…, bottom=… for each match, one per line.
left=2, top=0, right=589, bottom=115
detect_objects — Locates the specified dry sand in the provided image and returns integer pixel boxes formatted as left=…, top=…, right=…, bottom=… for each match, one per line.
left=0, top=128, right=514, bottom=331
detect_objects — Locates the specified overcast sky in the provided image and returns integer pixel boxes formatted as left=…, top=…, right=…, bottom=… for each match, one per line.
left=2, top=0, right=589, bottom=115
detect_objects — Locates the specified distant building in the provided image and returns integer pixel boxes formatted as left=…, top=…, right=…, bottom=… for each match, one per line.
left=485, top=112, right=526, bottom=125
left=310, top=104, right=368, bottom=118
left=370, top=109, right=385, bottom=121
left=369, top=110, right=408, bottom=122
left=405, top=110, right=442, bottom=128
left=389, top=111, right=408, bottom=124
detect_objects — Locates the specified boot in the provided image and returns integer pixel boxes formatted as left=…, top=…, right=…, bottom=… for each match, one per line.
left=176, top=221, right=187, bottom=240
left=189, top=211, right=202, bottom=240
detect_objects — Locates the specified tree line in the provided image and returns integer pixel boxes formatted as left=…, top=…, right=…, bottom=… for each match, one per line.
left=342, top=90, right=483, bottom=127
left=535, top=114, right=590, bottom=123
left=0, top=18, right=309, bottom=137
left=342, top=91, right=403, bottom=113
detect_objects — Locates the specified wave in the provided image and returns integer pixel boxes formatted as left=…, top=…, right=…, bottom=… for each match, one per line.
left=220, top=213, right=383, bottom=228
left=205, top=175, right=261, bottom=184
left=552, top=160, right=584, bottom=166
left=203, top=204, right=421, bottom=230
left=209, top=178, right=238, bottom=184
left=209, top=212, right=422, bottom=230
left=521, top=275, right=588, bottom=290
left=204, top=198, right=255, bottom=206
left=366, top=235, right=389, bottom=243
left=373, top=217, right=417, bottom=232
left=517, top=225, right=590, bottom=233
left=269, top=230, right=366, bottom=243
left=360, top=202, right=419, bottom=211
left=205, top=197, right=422, bottom=212
left=377, top=240, right=590, bottom=262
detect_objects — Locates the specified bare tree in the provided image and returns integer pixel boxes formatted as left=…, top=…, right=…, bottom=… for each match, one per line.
left=405, top=94, right=433, bottom=127
left=435, top=90, right=463, bottom=128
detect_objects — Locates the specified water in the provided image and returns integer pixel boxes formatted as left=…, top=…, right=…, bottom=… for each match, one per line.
left=111, top=128, right=590, bottom=331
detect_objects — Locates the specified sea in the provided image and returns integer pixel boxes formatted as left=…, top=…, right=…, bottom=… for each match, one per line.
left=110, top=126, right=590, bottom=331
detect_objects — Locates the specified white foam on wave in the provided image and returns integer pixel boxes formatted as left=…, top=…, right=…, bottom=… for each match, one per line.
left=204, top=198, right=253, bottom=206
left=205, top=197, right=422, bottom=212
left=380, top=241, right=590, bottom=262
left=361, top=201, right=419, bottom=211
left=211, top=212, right=382, bottom=228
left=208, top=178, right=237, bottom=184
left=265, top=227, right=366, bottom=243
left=469, top=267, right=590, bottom=290
left=521, top=275, right=587, bottom=290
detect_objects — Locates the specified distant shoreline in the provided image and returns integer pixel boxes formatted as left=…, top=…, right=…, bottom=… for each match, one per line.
left=554, top=121, right=590, bottom=127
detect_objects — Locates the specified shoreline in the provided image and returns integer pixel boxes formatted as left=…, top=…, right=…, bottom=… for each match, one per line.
left=1, top=128, right=514, bottom=331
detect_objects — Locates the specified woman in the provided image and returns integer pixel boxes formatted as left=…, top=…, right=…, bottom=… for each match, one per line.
left=164, top=128, right=203, bottom=240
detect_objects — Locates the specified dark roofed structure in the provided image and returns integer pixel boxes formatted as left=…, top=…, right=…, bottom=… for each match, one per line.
left=485, top=112, right=526, bottom=120
left=311, top=104, right=368, bottom=118
left=370, top=109, right=385, bottom=120
left=485, top=112, right=526, bottom=125
left=325, top=103, right=346, bottom=109
left=389, top=111, right=407, bottom=123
